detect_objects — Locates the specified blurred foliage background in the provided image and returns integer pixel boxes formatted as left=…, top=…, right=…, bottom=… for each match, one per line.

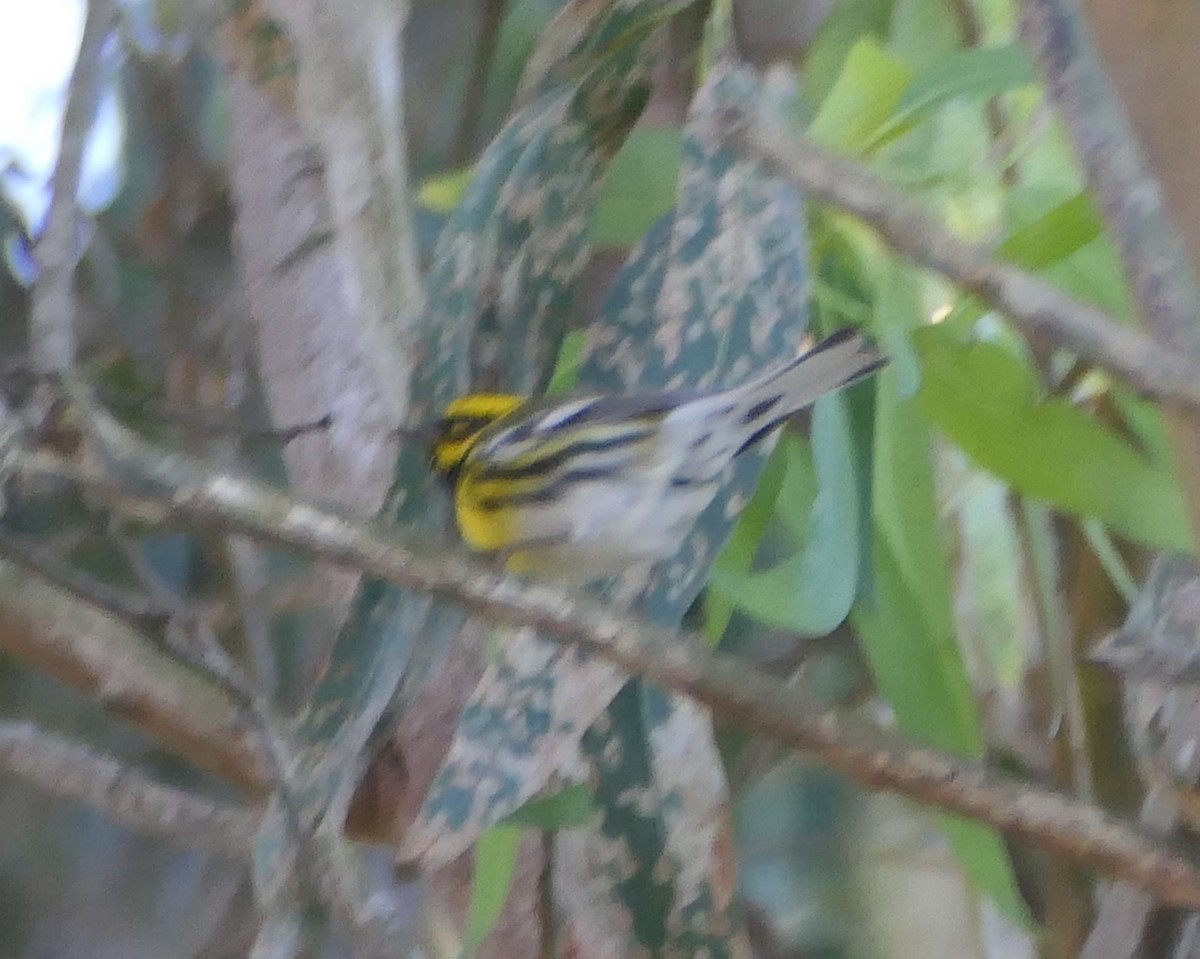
left=0, top=0, right=1193, bottom=956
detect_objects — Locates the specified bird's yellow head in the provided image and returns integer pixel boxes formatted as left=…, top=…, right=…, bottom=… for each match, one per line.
left=429, top=392, right=527, bottom=480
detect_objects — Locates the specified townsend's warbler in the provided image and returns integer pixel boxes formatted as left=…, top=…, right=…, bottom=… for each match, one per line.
left=428, top=329, right=885, bottom=579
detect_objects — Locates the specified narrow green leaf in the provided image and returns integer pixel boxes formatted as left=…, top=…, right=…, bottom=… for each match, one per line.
left=915, top=327, right=1189, bottom=550
left=1081, top=518, right=1138, bottom=603
left=545, top=329, right=587, bottom=395
left=865, top=44, right=1036, bottom=149
left=711, top=394, right=860, bottom=635
left=898, top=44, right=1036, bottom=114
left=704, top=437, right=789, bottom=644
left=855, top=372, right=1029, bottom=921
left=942, top=190, right=1112, bottom=332
left=464, top=825, right=523, bottom=955
left=997, top=191, right=1102, bottom=270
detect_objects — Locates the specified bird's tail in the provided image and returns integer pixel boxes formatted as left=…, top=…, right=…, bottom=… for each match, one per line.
left=665, top=329, right=885, bottom=485
left=723, top=329, right=885, bottom=456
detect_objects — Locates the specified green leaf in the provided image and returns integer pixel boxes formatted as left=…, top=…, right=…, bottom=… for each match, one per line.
left=577, top=684, right=733, bottom=957
left=463, top=825, right=523, bottom=955
left=944, top=190, right=1113, bottom=333
left=463, top=786, right=596, bottom=954
left=899, top=44, right=1035, bottom=115
left=997, top=191, right=1102, bottom=270
left=1081, top=518, right=1137, bottom=603
left=866, top=44, right=1036, bottom=149
left=711, top=394, right=860, bottom=635
left=420, top=125, right=684, bottom=251
left=704, top=438, right=788, bottom=645
left=545, top=329, right=587, bottom=395
left=593, top=127, right=683, bottom=248
left=1001, top=189, right=1131, bottom=319
left=803, top=0, right=896, bottom=111
left=888, top=0, right=963, bottom=70
left=504, top=784, right=595, bottom=829
left=915, top=326, right=1190, bottom=550
left=698, top=0, right=734, bottom=81
left=854, top=368, right=1029, bottom=921
left=807, top=37, right=914, bottom=152
left=416, top=0, right=659, bottom=401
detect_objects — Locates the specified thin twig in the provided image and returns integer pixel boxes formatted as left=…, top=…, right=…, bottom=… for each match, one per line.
left=15, top=414, right=1200, bottom=908
left=732, top=113, right=1200, bottom=415
left=0, top=719, right=259, bottom=855
left=30, top=0, right=118, bottom=374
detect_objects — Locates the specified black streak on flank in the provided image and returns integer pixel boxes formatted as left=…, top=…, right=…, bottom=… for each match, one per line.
left=742, top=394, right=783, bottom=425
left=475, top=464, right=620, bottom=509
left=474, top=433, right=645, bottom=483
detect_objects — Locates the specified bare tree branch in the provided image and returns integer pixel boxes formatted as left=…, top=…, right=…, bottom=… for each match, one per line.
left=0, top=720, right=259, bottom=856
left=732, top=113, right=1200, bottom=415
left=1017, top=0, right=1200, bottom=554
left=14, top=412, right=1200, bottom=909
left=1018, top=0, right=1200, bottom=356
left=0, top=556, right=267, bottom=793
left=30, top=0, right=118, bottom=374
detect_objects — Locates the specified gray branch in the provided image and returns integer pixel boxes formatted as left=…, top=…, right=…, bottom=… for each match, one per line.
left=734, top=113, right=1200, bottom=414
left=0, top=719, right=259, bottom=856
left=1018, top=0, right=1200, bottom=355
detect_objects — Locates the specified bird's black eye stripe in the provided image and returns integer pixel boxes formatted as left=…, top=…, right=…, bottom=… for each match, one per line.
left=742, top=394, right=783, bottom=425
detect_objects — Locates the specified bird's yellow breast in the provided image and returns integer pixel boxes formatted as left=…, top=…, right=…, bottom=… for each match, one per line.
left=453, top=470, right=516, bottom=554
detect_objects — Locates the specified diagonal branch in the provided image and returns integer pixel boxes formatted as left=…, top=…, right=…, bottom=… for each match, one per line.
left=13, top=412, right=1200, bottom=909
left=0, top=720, right=259, bottom=856
left=731, top=113, right=1200, bottom=415
left=0, top=555, right=267, bottom=793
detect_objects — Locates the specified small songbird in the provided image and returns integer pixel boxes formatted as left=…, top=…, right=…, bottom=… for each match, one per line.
left=427, top=329, right=885, bottom=579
